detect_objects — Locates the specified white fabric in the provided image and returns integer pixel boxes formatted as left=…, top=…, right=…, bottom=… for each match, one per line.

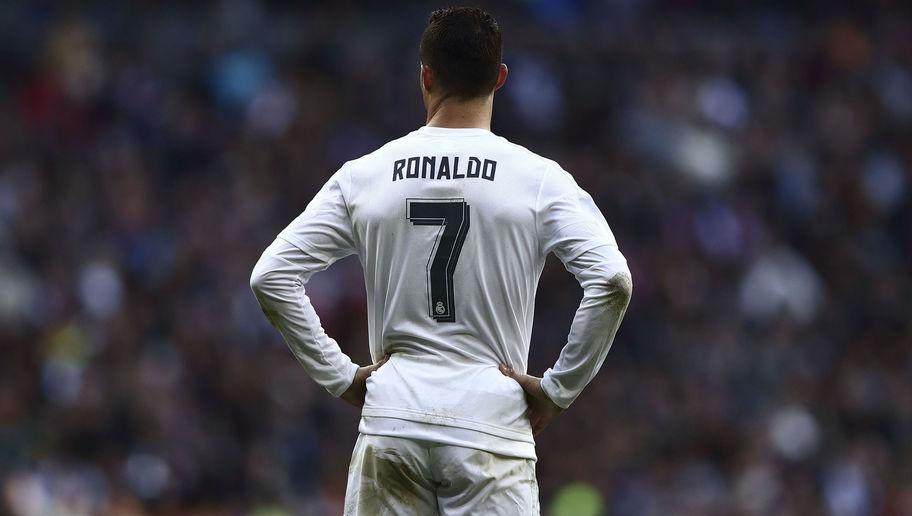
left=250, top=239, right=358, bottom=397
left=250, top=126, right=632, bottom=460
left=343, top=434, right=539, bottom=516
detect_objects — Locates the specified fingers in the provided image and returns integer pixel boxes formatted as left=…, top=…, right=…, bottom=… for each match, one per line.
left=341, top=355, right=392, bottom=410
left=499, top=364, right=525, bottom=383
left=500, top=364, right=558, bottom=436
left=364, top=354, right=391, bottom=375
left=500, top=364, right=539, bottom=393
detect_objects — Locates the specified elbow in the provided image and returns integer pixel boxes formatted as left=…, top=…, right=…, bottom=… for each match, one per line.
left=249, top=257, right=275, bottom=299
left=249, top=268, right=264, bottom=296
left=586, top=266, right=632, bottom=309
left=609, top=270, right=633, bottom=307
left=249, top=268, right=266, bottom=299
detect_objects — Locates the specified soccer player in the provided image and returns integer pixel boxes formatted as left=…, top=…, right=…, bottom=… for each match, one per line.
left=250, top=7, right=632, bottom=514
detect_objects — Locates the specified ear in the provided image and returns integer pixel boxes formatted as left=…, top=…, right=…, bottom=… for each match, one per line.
left=494, top=63, right=508, bottom=92
left=420, top=64, right=434, bottom=93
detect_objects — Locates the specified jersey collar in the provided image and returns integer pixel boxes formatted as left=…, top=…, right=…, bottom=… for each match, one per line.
left=417, top=126, right=492, bottom=136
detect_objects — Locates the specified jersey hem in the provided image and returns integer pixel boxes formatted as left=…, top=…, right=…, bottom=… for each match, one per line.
left=361, top=406, right=534, bottom=442
left=359, top=415, right=537, bottom=460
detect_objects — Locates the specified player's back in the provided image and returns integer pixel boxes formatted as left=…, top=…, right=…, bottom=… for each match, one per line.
left=341, top=126, right=559, bottom=459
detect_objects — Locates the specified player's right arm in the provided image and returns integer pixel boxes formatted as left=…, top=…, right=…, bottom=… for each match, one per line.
left=505, top=163, right=633, bottom=434
left=250, top=168, right=386, bottom=407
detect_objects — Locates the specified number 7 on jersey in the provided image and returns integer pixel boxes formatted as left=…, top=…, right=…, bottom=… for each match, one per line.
left=406, top=198, right=471, bottom=323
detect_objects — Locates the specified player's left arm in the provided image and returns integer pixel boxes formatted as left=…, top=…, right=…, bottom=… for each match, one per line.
left=501, top=242, right=631, bottom=434
left=504, top=165, right=632, bottom=435
left=250, top=167, right=383, bottom=408
left=536, top=168, right=633, bottom=411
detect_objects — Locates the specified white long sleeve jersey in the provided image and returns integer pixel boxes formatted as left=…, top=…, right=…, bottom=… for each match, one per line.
left=250, top=126, right=632, bottom=460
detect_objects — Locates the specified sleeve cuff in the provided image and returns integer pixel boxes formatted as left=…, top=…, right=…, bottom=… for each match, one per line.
left=327, top=361, right=359, bottom=398
left=540, top=369, right=574, bottom=409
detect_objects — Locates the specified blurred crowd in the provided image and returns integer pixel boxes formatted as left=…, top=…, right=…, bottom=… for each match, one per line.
left=1, top=1, right=910, bottom=515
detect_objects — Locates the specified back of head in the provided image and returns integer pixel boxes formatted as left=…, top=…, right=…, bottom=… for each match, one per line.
left=419, top=7, right=502, bottom=100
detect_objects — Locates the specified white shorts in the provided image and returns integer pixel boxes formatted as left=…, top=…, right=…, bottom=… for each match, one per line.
left=344, top=433, right=540, bottom=515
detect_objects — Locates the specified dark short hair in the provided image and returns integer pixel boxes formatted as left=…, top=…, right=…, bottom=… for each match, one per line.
left=419, top=7, right=502, bottom=100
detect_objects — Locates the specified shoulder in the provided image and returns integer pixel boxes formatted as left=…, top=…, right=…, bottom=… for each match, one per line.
left=327, top=132, right=420, bottom=194
left=489, top=134, right=577, bottom=186
left=499, top=136, right=582, bottom=194
left=493, top=134, right=554, bottom=167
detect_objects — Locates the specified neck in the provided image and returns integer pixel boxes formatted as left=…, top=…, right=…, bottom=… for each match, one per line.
left=425, top=94, right=493, bottom=130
